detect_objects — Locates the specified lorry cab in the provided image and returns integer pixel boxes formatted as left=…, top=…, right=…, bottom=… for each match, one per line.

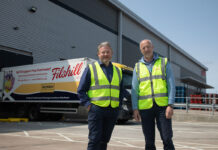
left=112, top=63, right=133, bottom=123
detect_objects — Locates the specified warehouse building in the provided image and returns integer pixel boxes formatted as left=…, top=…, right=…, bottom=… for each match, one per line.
left=0, top=0, right=213, bottom=95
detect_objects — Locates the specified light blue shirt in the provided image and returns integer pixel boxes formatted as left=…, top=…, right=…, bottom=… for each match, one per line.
left=131, top=53, right=175, bottom=110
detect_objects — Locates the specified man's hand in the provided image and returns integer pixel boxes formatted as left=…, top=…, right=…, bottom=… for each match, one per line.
left=166, top=106, right=174, bottom=119
left=133, top=110, right=141, bottom=122
left=87, top=104, right=92, bottom=112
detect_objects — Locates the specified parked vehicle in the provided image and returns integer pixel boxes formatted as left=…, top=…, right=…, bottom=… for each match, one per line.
left=0, top=57, right=133, bottom=122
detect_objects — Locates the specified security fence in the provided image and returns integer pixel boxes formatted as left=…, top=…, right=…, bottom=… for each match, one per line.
left=174, top=96, right=218, bottom=115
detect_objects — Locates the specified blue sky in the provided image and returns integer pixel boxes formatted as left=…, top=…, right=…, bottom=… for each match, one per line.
left=118, top=0, right=218, bottom=93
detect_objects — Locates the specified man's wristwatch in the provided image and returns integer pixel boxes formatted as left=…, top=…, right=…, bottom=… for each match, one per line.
left=168, top=104, right=174, bottom=108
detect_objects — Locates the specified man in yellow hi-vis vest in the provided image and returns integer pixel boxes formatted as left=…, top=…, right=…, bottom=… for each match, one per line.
left=77, top=42, right=123, bottom=150
left=131, top=39, right=175, bottom=150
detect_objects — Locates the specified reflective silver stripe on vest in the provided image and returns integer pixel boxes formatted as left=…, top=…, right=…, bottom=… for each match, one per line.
left=139, top=93, right=168, bottom=99
left=138, top=58, right=166, bottom=82
left=115, top=66, right=121, bottom=83
left=90, top=62, right=120, bottom=90
left=90, top=96, right=119, bottom=101
left=161, top=58, right=166, bottom=80
left=139, top=76, right=150, bottom=82
left=137, top=63, right=140, bottom=79
left=91, top=62, right=99, bottom=86
left=89, top=85, right=119, bottom=90
left=139, top=75, right=164, bottom=82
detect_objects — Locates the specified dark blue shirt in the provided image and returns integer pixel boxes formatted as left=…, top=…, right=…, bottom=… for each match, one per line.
left=77, top=60, right=124, bottom=107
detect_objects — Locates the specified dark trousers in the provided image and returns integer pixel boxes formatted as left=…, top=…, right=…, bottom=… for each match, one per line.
left=140, top=102, right=175, bottom=150
left=87, top=104, right=119, bottom=150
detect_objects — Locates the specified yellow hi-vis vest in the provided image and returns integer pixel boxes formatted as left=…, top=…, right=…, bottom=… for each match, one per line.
left=88, top=62, right=122, bottom=108
left=136, top=57, right=168, bottom=110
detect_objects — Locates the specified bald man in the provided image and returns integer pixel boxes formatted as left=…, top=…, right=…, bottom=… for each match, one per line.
left=131, top=39, right=175, bottom=150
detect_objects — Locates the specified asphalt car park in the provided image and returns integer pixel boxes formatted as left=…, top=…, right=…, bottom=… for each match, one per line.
left=0, top=120, right=218, bottom=150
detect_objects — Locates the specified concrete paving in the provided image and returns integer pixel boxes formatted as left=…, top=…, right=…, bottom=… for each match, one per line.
left=174, top=109, right=218, bottom=122
left=0, top=116, right=218, bottom=150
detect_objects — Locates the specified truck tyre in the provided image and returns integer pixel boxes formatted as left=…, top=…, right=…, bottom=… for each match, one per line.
left=28, top=106, right=40, bottom=121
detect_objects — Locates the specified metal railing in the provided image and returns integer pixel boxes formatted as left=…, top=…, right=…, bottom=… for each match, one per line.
left=174, top=97, right=218, bottom=115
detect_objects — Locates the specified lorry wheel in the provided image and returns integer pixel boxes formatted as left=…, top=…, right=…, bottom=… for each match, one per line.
left=28, top=107, right=40, bottom=121
left=17, top=109, right=27, bottom=118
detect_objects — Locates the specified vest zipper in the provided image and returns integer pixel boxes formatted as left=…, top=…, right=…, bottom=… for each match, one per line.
left=109, top=83, right=111, bottom=106
left=149, top=71, right=155, bottom=102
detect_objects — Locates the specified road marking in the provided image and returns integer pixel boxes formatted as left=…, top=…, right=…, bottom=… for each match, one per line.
left=1, top=133, right=143, bottom=148
left=56, top=133, right=74, bottom=142
left=112, top=136, right=145, bottom=141
left=116, top=126, right=142, bottom=131
left=2, top=133, right=218, bottom=149
left=114, top=140, right=144, bottom=148
left=1, top=121, right=218, bottom=150
left=1, top=133, right=87, bottom=143
left=176, top=130, right=217, bottom=134
left=180, top=122, right=218, bottom=126
left=23, top=131, right=29, bottom=137
left=175, top=141, right=218, bottom=147
left=35, top=131, right=88, bottom=137
left=175, top=143, right=204, bottom=150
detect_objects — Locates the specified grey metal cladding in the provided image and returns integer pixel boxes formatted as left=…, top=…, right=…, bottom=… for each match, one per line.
left=0, top=0, right=119, bottom=64
left=181, top=67, right=206, bottom=82
left=122, top=36, right=140, bottom=68
left=50, top=0, right=118, bottom=34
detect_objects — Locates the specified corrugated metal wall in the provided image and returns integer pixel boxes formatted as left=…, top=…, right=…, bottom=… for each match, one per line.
left=0, top=0, right=207, bottom=91
left=0, top=0, right=118, bottom=63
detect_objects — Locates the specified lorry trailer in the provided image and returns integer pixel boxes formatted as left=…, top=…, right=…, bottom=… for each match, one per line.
left=0, top=57, right=133, bottom=122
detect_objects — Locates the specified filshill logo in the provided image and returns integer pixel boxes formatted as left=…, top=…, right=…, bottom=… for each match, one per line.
left=52, top=62, right=83, bottom=80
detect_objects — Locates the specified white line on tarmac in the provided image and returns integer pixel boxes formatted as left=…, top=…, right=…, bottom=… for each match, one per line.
left=178, top=122, right=218, bottom=126
left=113, top=139, right=144, bottom=148
left=0, top=133, right=140, bottom=148
left=195, top=147, right=218, bottom=149
left=2, top=133, right=87, bottom=143
left=0, top=133, right=157, bottom=149
left=23, top=131, right=29, bottom=137
left=5, top=133, right=216, bottom=150
left=175, top=143, right=204, bottom=150
left=108, top=143, right=144, bottom=148
left=115, top=126, right=142, bottom=131
left=3, top=130, right=218, bottom=150
left=175, top=130, right=217, bottom=134
left=112, top=136, right=144, bottom=141
left=35, top=131, right=88, bottom=137
left=175, top=141, right=218, bottom=147
left=56, top=133, right=74, bottom=142
left=174, top=129, right=218, bottom=134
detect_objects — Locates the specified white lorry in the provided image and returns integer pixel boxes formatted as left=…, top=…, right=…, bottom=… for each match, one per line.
left=0, top=58, right=132, bottom=122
